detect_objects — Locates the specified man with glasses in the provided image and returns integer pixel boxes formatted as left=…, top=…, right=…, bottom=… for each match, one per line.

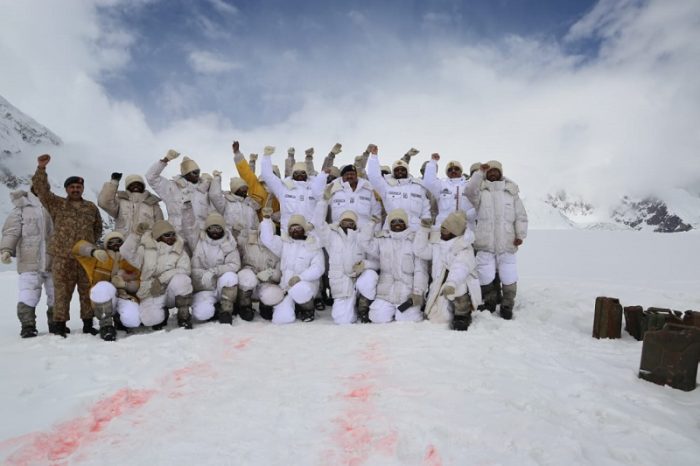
left=98, top=172, right=164, bottom=235
left=31, top=154, right=103, bottom=337
left=146, top=149, right=213, bottom=233
left=72, top=231, right=141, bottom=341
left=422, top=153, right=476, bottom=231
left=359, top=209, right=428, bottom=323
left=186, top=213, right=241, bottom=325
left=121, top=220, right=194, bottom=329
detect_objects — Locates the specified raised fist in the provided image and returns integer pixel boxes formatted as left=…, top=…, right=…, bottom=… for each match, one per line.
left=37, top=154, right=51, bottom=168
left=249, top=153, right=258, bottom=161
left=263, top=146, right=275, bottom=156
left=431, top=153, right=440, bottom=161
left=330, top=143, right=342, bottom=155
left=232, top=141, right=240, bottom=153
left=111, top=172, right=123, bottom=181
left=164, top=149, right=180, bottom=161
left=368, top=144, right=378, bottom=155
left=261, top=207, right=273, bottom=218
left=212, top=170, right=222, bottom=178
left=304, top=147, right=314, bottom=157
left=287, top=147, right=295, bottom=156
left=405, top=148, right=420, bottom=157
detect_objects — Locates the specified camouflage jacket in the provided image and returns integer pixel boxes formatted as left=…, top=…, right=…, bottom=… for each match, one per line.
left=32, top=167, right=103, bottom=258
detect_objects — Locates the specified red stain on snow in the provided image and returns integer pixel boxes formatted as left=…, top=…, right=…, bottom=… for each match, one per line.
left=2, top=388, right=155, bottom=466
left=424, top=444, right=443, bottom=466
left=344, top=386, right=372, bottom=402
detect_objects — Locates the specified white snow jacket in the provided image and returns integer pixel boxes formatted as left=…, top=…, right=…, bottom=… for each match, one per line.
left=121, top=230, right=191, bottom=300
left=145, top=160, right=212, bottom=232
left=98, top=180, right=164, bottom=235
left=189, top=230, right=241, bottom=292
left=360, top=226, right=428, bottom=305
left=414, top=227, right=482, bottom=320
left=259, top=218, right=325, bottom=292
left=466, top=171, right=528, bottom=255
left=324, top=177, right=382, bottom=224
left=239, top=230, right=282, bottom=283
left=260, top=155, right=327, bottom=229
left=209, top=175, right=260, bottom=238
left=422, top=160, right=476, bottom=230
left=314, top=218, right=378, bottom=299
left=366, top=154, right=431, bottom=230
left=0, top=190, right=53, bottom=273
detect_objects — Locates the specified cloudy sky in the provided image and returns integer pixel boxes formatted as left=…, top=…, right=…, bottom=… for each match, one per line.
left=1, top=0, right=698, bottom=205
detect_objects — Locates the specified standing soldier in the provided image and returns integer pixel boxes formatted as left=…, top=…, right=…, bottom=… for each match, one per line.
left=31, top=154, right=103, bottom=337
left=1, top=188, right=54, bottom=338
left=145, top=150, right=212, bottom=233
left=466, top=161, right=528, bottom=320
left=98, top=172, right=164, bottom=235
left=422, top=153, right=476, bottom=231
left=323, top=164, right=382, bottom=225
left=209, top=173, right=259, bottom=241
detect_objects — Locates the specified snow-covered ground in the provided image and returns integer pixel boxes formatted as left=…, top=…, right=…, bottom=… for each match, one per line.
left=0, top=230, right=699, bottom=466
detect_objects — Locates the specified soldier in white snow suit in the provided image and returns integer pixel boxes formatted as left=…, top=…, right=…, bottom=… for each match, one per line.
left=1, top=189, right=54, bottom=338
left=209, top=174, right=259, bottom=242
left=237, top=225, right=284, bottom=321
left=360, top=208, right=429, bottom=323
left=313, top=208, right=379, bottom=324
left=422, top=153, right=476, bottom=232
left=323, top=164, right=382, bottom=225
left=98, top=172, right=164, bottom=235
left=260, top=145, right=327, bottom=231
left=145, top=149, right=212, bottom=233
left=121, top=220, right=194, bottom=329
left=259, top=209, right=325, bottom=324
left=72, top=231, right=141, bottom=341
left=187, top=213, right=241, bottom=325
left=466, top=161, right=528, bottom=320
left=366, top=146, right=431, bottom=231
left=414, top=212, right=482, bottom=330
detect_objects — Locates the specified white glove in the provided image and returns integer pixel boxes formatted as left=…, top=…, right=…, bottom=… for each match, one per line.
left=261, top=207, right=273, bottom=218
left=0, top=250, right=12, bottom=264
left=288, top=275, right=301, bottom=287
left=330, top=143, right=342, bottom=155
left=92, top=249, right=109, bottom=262
left=249, top=153, right=258, bottom=161
left=164, top=149, right=180, bottom=161
left=112, top=275, right=126, bottom=289
left=405, top=147, right=420, bottom=157
left=212, top=170, right=222, bottom=177
left=420, top=218, right=433, bottom=228
left=256, top=269, right=273, bottom=282
left=305, top=147, right=314, bottom=157
left=441, top=285, right=455, bottom=297
left=287, top=147, right=295, bottom=156
left=199, top=173, right=212, bottom=183
left=263, top=146, right=275, bottom=156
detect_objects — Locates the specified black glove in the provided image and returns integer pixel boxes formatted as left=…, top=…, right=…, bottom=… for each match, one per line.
left=111, top=172, right=123, bottom=181
left=397, top=298, right=414, bottom=313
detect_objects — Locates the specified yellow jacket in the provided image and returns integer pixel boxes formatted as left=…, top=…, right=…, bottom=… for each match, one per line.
left=235, top=158, right=280, bottom=221
left=72, top=240, right=141, bottom=292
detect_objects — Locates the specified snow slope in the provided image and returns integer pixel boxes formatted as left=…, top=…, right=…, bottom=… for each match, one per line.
left=0, top=230, right=698, bottom=466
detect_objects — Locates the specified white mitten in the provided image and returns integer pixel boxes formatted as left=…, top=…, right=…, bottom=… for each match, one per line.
left=263, top=146, right=275, bottom=156
left=164, top=149, right=180, bottom=161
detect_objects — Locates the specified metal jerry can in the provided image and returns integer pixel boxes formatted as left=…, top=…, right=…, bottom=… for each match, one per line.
left=592, top=297, right=622, bottom=339
left=638, top=324, right=700, bottom=392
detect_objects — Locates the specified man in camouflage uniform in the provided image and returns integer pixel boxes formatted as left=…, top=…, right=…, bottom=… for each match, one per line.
left=32, top=154, right=103, bottom=337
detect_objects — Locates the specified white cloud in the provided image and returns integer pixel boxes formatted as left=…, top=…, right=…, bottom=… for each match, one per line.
left=0, top=0, right=698, bottom=211
left=188, top=50, right=241, bottom=74
left=208, top=0, right=238, bottom=16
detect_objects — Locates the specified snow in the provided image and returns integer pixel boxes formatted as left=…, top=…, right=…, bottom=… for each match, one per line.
left=1, top=230, right=699, bottom=466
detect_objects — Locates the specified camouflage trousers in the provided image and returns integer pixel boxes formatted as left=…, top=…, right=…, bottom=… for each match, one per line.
left=51, top=256, right=93, bottom=322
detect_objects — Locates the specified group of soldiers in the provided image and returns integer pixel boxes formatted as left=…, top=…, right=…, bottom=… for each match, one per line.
left=0, top=141, right=528, bottom=341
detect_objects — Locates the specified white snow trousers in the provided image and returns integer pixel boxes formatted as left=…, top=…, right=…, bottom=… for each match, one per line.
left=192, top=272, right=239, bottom=321
left=139, top=274, right=193, bottom=326
left=331, top=269, right=378, bottom=325
left=476, top=251, right=518, bottom=285
left=238, top=268, right=285, bottom=307
left=369, top=298, right=423, bottom=323
left=18, top=271, right=54, bottom=307
left=272, top=280, right=316, bottom=325
left=90, top=281, right=141, bottom=328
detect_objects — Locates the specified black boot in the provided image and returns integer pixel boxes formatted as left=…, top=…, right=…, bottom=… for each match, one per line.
left=113, top=312, right=127, bottom=332
left=500, top=283, right=517, bottom=320
left=356, top=295, right=372, bottom=323
left=452, top=293, right=474, bottom=331
left=82, top=318, right=98, bottom=335
left=209, top=302, right=221, bottom=322
left=218, top=286, right=237, bottom=325
left=51, top=321, right=68, bottom=338
left=176, top=294, right=193, bottom=330
left=259, top=303, right=273, bottom=321
left=47, top=308, right=57, bottom=334
left=314, top=297, right=326, bottom=311
left=152, top=308, right=169, bottom=330
left=478, top=283, right=498, bottom=313
left=299, top=300, right=315, bottom=322
left=237, top=290, right=254, bottom=322
left=100, top=326, right=117, bottom=341
left=21, top=324, right=38, bottom=338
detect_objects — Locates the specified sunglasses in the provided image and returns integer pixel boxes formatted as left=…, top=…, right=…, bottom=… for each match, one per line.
left=160, top=232, right=177, bottom=239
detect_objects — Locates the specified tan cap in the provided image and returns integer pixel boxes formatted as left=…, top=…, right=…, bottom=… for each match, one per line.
left=441, top=211, right=467, bottom=237
left=386, top=208, right=408, bottom=225
left=152, top=220, right=176, bottom=239
left=180, top=156, right=199, bottom=175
